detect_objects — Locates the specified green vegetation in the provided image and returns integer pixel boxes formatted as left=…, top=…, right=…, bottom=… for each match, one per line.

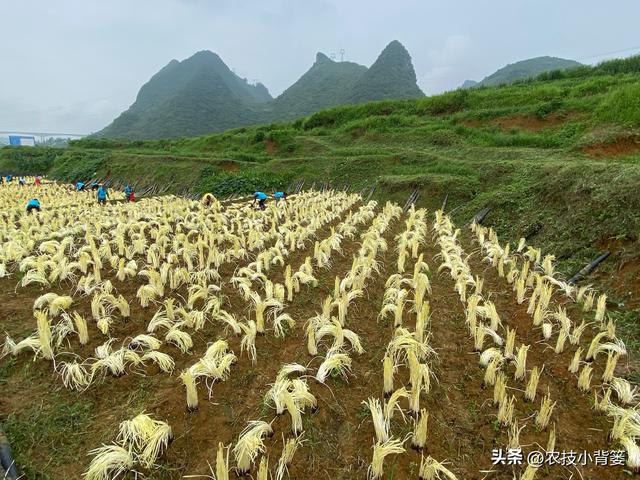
left=464, top=56, right=583, bottom=87
left=95, top=41, right=423, bottom=140
left=596, top=83, right=640, bottom=126
left=3, top=54, right=640, bottom=278
left=4, top=393, right=95, bottom=479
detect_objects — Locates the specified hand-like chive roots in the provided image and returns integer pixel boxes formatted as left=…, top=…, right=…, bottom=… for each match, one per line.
left=368, top=438, right=406, bottom=480
left=411, top=409, right=429, bottom=450
left=233, top=421, right=273, bottom=475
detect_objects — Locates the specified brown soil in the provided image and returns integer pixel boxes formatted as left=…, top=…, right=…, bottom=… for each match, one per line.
left=265, top=140, right=277, bottom=155
left=459, top=235, right=625, bottom=479
left=463, top=113, right=576, bottom=132
left=0, top=205, right=632, bottom=480
left=592, top=238, right=640, bottom=308
left=220, top=161, right=240, bottom=172
left=581, top=136, right=640, bottom=158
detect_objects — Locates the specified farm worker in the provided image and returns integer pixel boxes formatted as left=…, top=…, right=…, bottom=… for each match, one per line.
left=26, top=198, right=41, bottom=214
left=91, top=181, right=100, bottom=191
left=35, top=176, right=41, bottom=186
left=19, top=177, right=26, bottom=186
left=97, top=185, right=108, bottom=205
left=252, top=191, right=268, bottom=210
left=6, top=175, right=12, bottom=183
left=273, top=191, right=287, bottom=203
left=124, top=184, right=135, bottom=202
left=76, top=181, right=85, bottom=191
left=202, top=193, right=215, bottom=207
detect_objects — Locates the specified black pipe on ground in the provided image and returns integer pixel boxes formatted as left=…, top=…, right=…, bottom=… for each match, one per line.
left=470, top=206, right=491, bottom=225
left=403, top=188, right=419, bottom=212
left=568, top=251, right=611, bottom=284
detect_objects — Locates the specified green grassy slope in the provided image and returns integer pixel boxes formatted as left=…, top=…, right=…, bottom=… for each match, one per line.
left=476, top=56, right=582, bottom=86
left=3, top=56, right=640, bottom=279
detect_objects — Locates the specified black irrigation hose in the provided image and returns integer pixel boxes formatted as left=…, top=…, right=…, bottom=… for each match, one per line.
left=403, top=188, right=419, bottom=212
left=0, top=427, right=19, bottom=480
left=470, top=206, right=491, bottom=226
left=568, top=251, right=611, bottom=284
left=364, top=184, right=377, bottom=202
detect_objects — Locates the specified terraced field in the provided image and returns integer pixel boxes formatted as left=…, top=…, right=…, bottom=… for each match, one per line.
left=0, top=181, right=636, bottom=479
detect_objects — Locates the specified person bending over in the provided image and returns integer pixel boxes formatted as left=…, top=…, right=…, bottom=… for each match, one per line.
left=273, top=191, right=287, bottom=204
left=124, top=184, right=135, bottom=202
left=252, top=191, right=268, bottom=210
left=202, top=193, right=215, bottom=207
left=97, top=185, right=108, bottom=205
left=26, top=198, right=41, bottom=214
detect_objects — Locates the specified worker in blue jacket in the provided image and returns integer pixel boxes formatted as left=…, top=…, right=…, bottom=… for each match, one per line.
left=97, top=185, right=108, bottom=205
left=76, top=181, right=85, bottom=191
left=252, top=191, right=268, bottom=210
left=26, top=198, right=41, bottom=214
left=273, top=191, right=287, bottom=204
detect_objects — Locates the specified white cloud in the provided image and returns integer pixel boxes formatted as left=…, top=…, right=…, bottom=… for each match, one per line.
left=2, top=0, right=640, bottom=132
left=416, top=34, right=473, bottom=94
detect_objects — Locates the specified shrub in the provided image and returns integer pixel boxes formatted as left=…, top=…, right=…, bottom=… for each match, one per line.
left=49, top=151, right=106, bottom=181
left=428, top=130, right=459, bottom=146
left=199, top=171, right=293, bottom=197
left=0, top=147, right=62, bottom=174
left=418, top=89, right=469, bottom=115
left=535, top=99, right=564, bottom=119
left=596, top=84, right=640, bottom=126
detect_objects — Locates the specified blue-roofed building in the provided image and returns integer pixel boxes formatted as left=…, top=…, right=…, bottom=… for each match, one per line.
left=8, top=135, right=36, bottom=147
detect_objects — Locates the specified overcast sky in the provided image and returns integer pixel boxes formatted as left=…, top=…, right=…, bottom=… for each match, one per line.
left=2, top=0, right=640, bottom=134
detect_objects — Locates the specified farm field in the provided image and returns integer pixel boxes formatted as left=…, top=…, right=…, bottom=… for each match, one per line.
left=5, top=59, right=640, bottom=283
left=0, top=182, right=638, bottom=479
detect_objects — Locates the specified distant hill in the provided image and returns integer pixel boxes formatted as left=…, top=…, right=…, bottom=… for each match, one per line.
left=462, top=56, right=582, bottom=88
left=97, top=51, right=272, bottom=139
left=345, top=40, right=424, bottom=103
left=271, top=53, right=368, bottom=120
left=272, top=43, right=423, bottom=120
left=96, top=41, right=423, bottom=139
left=460, top=80, right=478, bottom=89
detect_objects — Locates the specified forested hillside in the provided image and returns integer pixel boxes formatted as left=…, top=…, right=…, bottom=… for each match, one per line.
left=95, top=41, right=424, bottom=139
